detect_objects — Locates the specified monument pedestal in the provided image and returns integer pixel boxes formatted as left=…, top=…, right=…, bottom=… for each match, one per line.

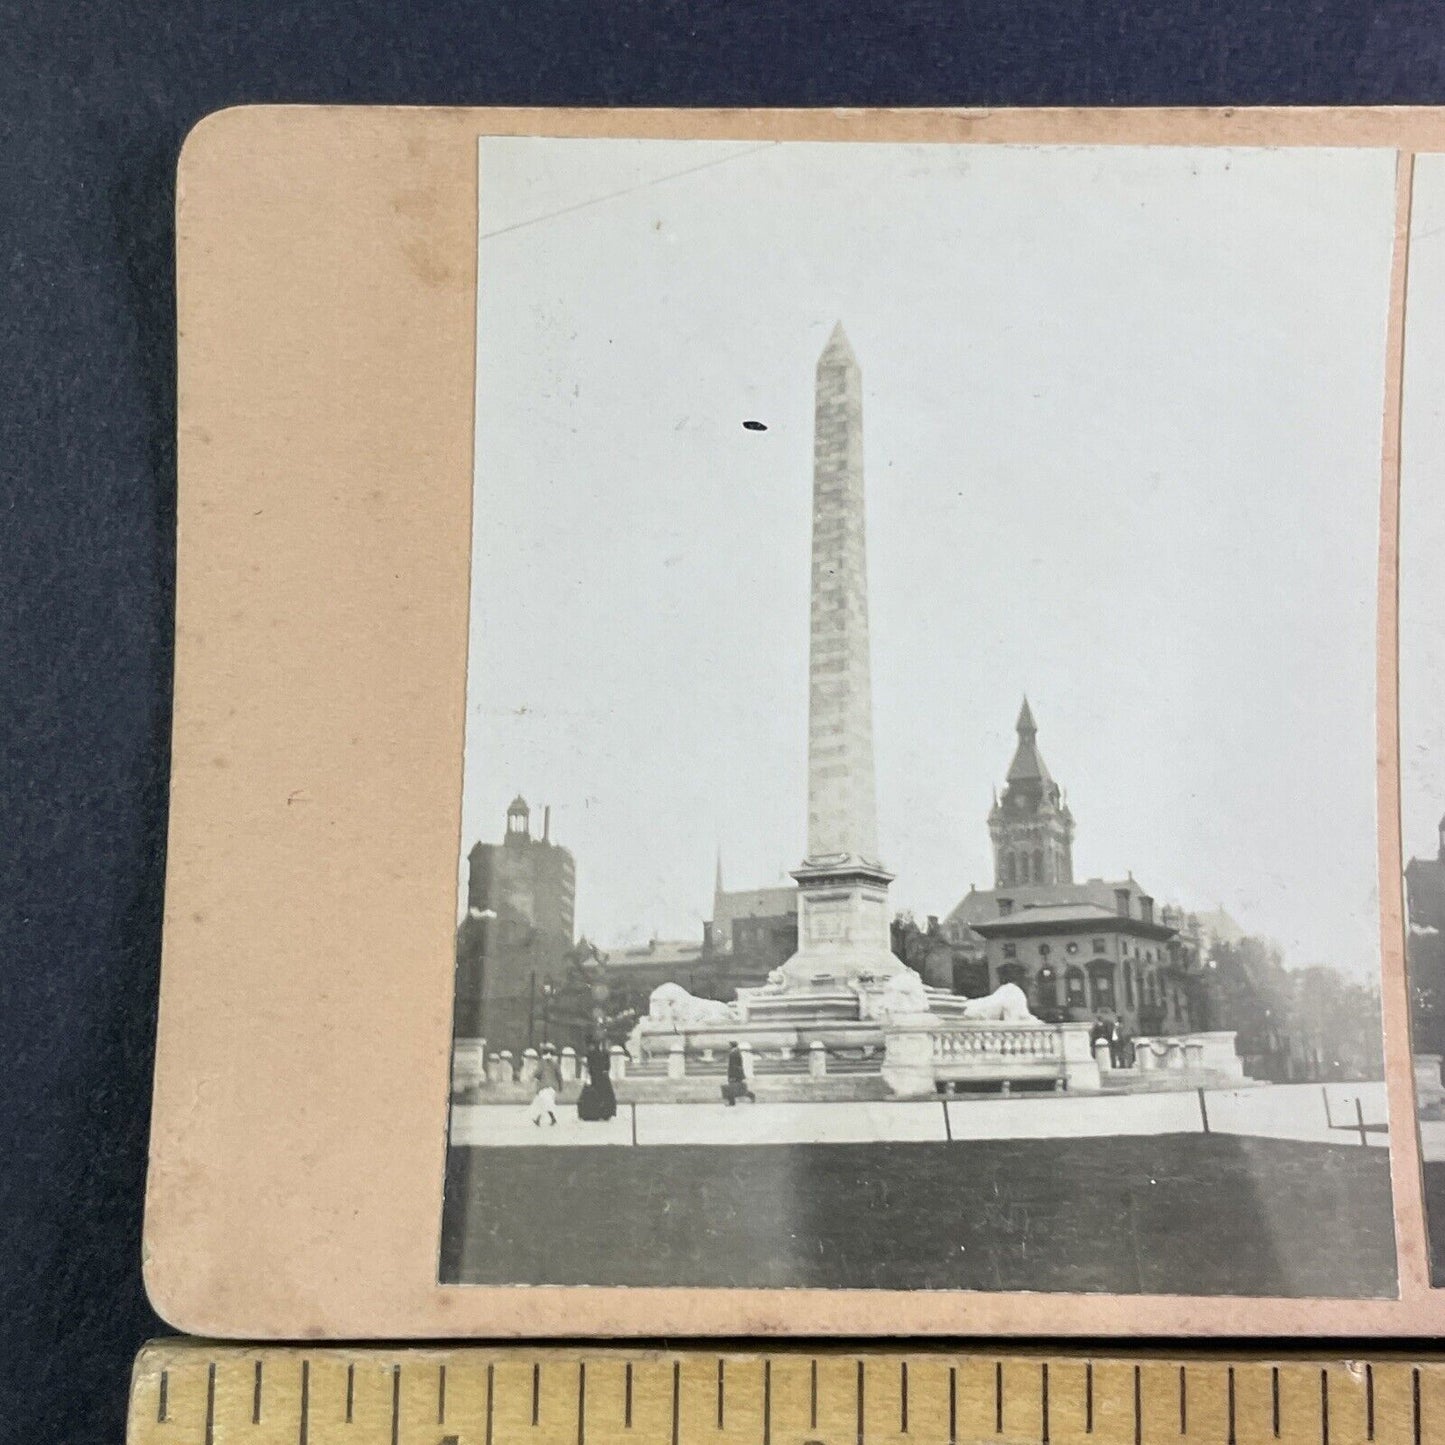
left=780, top=855, right=901, bottom=987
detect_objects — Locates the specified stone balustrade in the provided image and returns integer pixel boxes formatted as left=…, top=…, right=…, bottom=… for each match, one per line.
left=457, top=1024, right=1241, bottom=1100
left=883, top=1019, right=1100, bottom=1096
left=1131, top=1030, right=1244, bottom=1081
left=932, top=1026, right=1061, bottom=1061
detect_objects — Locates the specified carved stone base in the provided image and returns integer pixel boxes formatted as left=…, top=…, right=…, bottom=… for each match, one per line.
left=779, top=855, right=902, bottom=986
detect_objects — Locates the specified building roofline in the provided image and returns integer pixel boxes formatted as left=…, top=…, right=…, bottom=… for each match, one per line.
left=971, top=914, right=1179, bottom=941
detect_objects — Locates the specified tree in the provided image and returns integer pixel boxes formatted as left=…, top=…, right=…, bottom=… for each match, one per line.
left=1202, top=935, right=1383, bottom=1082
left=890, top=912, right=930, bottom=976
left=1409, top=925, right=1445, bottom=1059
left=541, top=939, right=642, bottom=1050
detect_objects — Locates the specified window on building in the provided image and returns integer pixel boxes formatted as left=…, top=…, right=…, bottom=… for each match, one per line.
left=1002, top=942, right=1018, bottom=959
left=955, top=959, right=989, bottom=997
left=1115, top=888, right=1131, bottom=917
left=1091, top=968, right=1115, bottom=1010
left=998, top=898, right=1014, bottom=917
left=1065, top=941, right=1079, bottom=955
left=1140, top=896, right=1155, bottom=926
left=999, top=962, right=1027, bottom=990
left=1092, top=937, right=1106, bottom=953
left=1038, top=943, right=1051, bottom=959
left=1065, top=967, right=1087, bottom=1007
left=1035, top=967, right=1057, bottom=1009
left=1033, top=848, right=1045, bottom=881
left=1124, top=961, right=1135, bottom=1006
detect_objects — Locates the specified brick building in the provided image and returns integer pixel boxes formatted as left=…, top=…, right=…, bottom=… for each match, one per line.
left=943, top=702, right=1196, bottom=1033
left=453, top=795, right=577, bottom=1052
left=705, top=859, right=799, bottom=987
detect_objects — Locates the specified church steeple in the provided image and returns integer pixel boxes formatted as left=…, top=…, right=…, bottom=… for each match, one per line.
left=1006, top=696, right=1053, bottom=786
left=987, top=699, right=1075, bottom=888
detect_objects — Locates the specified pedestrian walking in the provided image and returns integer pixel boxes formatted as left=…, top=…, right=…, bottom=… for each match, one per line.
left=529, top=1048, right=562, bottom=1126
left=721, top=1040, right=756, bottom=1105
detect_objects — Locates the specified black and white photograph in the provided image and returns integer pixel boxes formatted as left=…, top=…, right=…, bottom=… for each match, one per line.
left=441, top=138, right=1398, bottom=1296
left=1400, top=153, right=1445, bottom=1286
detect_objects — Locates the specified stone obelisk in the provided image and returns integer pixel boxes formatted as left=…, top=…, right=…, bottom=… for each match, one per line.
left=782, top=323, right=900, bottom=985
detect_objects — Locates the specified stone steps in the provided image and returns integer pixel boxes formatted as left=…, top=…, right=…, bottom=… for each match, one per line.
left=1099, top=1068, right=1244, bottom=1093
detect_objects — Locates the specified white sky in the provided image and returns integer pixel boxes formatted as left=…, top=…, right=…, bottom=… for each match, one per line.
left=1402, top=155, right=1445, bottom=871
left=461, top=137, right=1397, bottom=980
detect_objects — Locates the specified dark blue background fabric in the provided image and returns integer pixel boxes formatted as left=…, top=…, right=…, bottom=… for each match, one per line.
left=4, top=2, right=1445, bottom=1440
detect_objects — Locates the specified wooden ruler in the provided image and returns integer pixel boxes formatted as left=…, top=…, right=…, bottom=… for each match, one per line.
left=129, top=1345, right=1442, bottom=1445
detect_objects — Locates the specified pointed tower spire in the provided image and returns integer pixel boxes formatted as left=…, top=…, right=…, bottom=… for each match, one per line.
left=782, top=323, right=898, bottom=984
left=989, top=699, right=1075, bottom=887
left=804, top=318, right=877, bottom=863
left=821, top=320, right=857, bottom=366
left=1007, top=696, right=1052, bottom=784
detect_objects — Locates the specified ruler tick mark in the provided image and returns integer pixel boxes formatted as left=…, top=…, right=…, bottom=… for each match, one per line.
left=130, top=1345, right=1432, bottom=1445
left=300, top=1360, right=310, bottom=1445
left=857, top=1359, right=866, bottom=1445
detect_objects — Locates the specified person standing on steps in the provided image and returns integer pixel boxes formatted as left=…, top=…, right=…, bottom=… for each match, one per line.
left=721, top=1040, right=756, bottom=1105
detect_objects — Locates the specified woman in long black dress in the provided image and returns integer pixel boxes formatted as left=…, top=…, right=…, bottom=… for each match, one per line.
left=576, top=1039, right=618, bottom=1122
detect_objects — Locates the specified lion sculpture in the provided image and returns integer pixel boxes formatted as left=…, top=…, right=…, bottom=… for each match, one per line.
left=876, top=968, right=933, bottom=1019
left=646, top=981, right=738, bottom=1030
left=957, top=981, right=1035, bottom=1022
